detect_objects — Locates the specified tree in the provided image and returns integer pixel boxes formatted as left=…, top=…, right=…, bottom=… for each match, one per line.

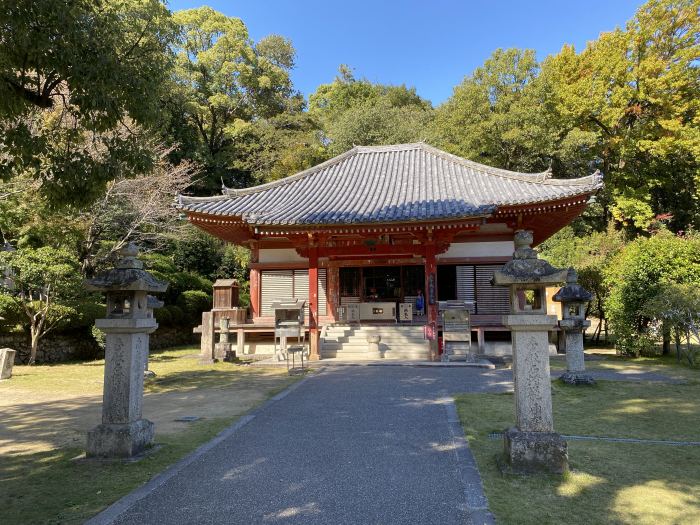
left=643, top=283, right=700, bottom=366
left=172, top=6, right=297, bottom=192
left=309, top=66, right=433, bottom=154
left=604, top=231, right=700, bottom=356
left=229, top=97, right=327, bottom=183
left=77, top=144, right=198, bottom=277
left=0, top=0, right=177, bottom=205
left=0, top=247, right=83, bottom=364
left=539, top=0, right=700, bottom=232
left=172, top=227, right=226, bottom=280
left=430, top=49, right=556, bottom=172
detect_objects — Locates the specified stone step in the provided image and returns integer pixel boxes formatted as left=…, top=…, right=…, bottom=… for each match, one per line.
left=324, top=331, right=426, bottom=337
left=322, top=343, right=429, bottom=352
left=324, top=326, right=425, bottom=333
left=326, top=337, right=427, bottom=344
left=320, top=351, right=430, bottom=360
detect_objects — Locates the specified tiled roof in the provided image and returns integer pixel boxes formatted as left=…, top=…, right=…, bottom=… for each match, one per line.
left=178, top=143, right=602, bottom=226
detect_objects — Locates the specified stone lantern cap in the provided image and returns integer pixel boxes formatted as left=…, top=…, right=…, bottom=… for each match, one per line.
left=553, top=269, right=593, bottom=303
left=85, top=243, right=168, bottom=293
left=492, top=230, right=568, bottom=286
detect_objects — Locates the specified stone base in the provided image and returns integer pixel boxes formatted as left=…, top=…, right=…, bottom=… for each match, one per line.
left=502, top=427, right=568, bottom=474
left=86, top=419, right=154, bottom=459
left=214, top=342, right=233, bottom=361
left=559, top=371, right=596, bottom=385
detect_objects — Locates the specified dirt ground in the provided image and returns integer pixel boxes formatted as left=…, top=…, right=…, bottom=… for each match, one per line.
left=0, top=351, right=294, bottom=456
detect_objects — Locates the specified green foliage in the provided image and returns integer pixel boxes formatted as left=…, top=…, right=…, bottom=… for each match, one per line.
left=0, top=293, right=22, bottom=330
left=642, top=283, right=700, bottom=366
left=309, top=67, right=433, bottom=154
left=0, top=246, right=85, bottom=362
left=62, top=300, right=106, bottom=331
left=605, top=231, right=700, bottom=355
left=215, top=245, right=250, bottom=281
left=430, top=48, right=554, bottom=172
left=0, top=0, right=177, bottom=206
left=90, top=325, right=106, bottom=351
left=165, top=305, right=186, bottom=325
left=430, top=0, right=700, bottom=233
left=143, top=252, right=213, bottom=304
left=141, top=253, right=178, bottom=275
left=171, top=6, right=296, bottom=191
left=0, top=247, right=82, bottom=302
left=538, top=0, right=700, bottom=232
left=176, top=290, right=212, bottom=324
left=154, top=305, right=172, bottom=326
left=540, top=226, right=626, bottom=328
left=173, top=229, right=224, bottom=279
left=229, top=101, right=327, bottom=183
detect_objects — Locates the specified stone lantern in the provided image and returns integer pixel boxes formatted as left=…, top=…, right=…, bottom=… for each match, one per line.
left=85, top=244, right=167, bottom=459
left=553, top=269, right=595, bottom=385
left=492, top=230, right=569, bottom=474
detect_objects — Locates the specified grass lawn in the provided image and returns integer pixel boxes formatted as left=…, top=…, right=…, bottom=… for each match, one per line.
left=456, top=357, right=700, bottom=525
left=0, top=347, right=301, bottom=524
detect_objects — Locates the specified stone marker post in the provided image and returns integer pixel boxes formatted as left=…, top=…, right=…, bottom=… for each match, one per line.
left=199, top=311, right=216, bottom=364
left=85, top=244, right=168, bottom=459
left=553, top=269, right=595, bottom=385
left=493, top=230, right=569, bottom=474
left=0, top=347, right=16, bottom=379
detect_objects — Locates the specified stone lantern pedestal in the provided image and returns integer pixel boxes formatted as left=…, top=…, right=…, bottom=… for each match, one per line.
left=493, top=230, right=569, bottom=474
left=85, top=244, right=167, bottom=459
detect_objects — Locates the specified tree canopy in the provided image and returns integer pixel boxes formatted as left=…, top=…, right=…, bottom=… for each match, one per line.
left=0, top=0, right=176, bottom=205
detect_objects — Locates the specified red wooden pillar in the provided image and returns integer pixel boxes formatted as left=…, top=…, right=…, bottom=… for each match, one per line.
left=424, top=241, right=439, bottom=360
left=249, top=268, right=261, bottom=320
left=308, top=241, right=320, bottom=360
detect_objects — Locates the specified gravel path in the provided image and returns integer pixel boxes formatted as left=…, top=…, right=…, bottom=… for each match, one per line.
left=91, top=366, right=510, bottom=525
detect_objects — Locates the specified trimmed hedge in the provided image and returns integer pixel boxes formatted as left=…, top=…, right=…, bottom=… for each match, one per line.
left=176, top=290, right=212, bottom=324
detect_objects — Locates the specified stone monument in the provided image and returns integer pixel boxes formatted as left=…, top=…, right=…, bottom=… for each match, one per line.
left=84, top=244, right=167, bottom=458
left=214, top=316, right=235, bottom=361
left=553, top=269, right=595, bottom=385
left=0, top=347, right=16, bottom=380
left=493, top=230, right=569, bottom=474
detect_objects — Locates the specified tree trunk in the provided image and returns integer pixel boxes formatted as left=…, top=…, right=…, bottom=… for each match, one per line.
left=662, top=321, right=671, bottom=356
left=29, top=327, right=39, bottom=365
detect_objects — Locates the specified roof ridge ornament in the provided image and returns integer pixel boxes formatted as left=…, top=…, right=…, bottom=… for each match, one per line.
left=592, top=169, right=604, bottom=185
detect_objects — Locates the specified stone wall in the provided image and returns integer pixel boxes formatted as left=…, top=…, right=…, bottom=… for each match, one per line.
left=0, top=332, right=100, bottom=364
left=1, top=326, right=197, bottom=365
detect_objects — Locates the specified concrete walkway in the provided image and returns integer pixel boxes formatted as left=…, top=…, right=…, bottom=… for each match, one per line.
left=91, top=366, right=511, bottom=525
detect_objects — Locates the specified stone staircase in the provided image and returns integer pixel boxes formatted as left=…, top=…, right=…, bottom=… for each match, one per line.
left=321, top=324, right=430, bottom=360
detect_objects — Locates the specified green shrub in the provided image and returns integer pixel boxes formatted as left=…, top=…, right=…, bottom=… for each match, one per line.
left=605, top=231, right=700, bottom=356
left=153, top=271, right=211, bottom=304
left=154, top=305, right=172, bottom=326
left=0, top=293, right=22, bottom=324
left=165, top=304, right=186, bottom=325
left=60, top=300, right=106, bottom=331
left=173, top=229, right=224, bottom=279
left=141, top=253, right=178, bottom=275
left=91, top=325, right=106, bottom=351
left=176, top=290, right=212, bottom=324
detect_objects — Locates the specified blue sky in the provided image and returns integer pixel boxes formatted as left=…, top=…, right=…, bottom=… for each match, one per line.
left=167, top=0, right=644, bottom=105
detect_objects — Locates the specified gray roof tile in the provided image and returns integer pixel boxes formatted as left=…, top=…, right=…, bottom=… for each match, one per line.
left=178, top=143, right=602, bottom=226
